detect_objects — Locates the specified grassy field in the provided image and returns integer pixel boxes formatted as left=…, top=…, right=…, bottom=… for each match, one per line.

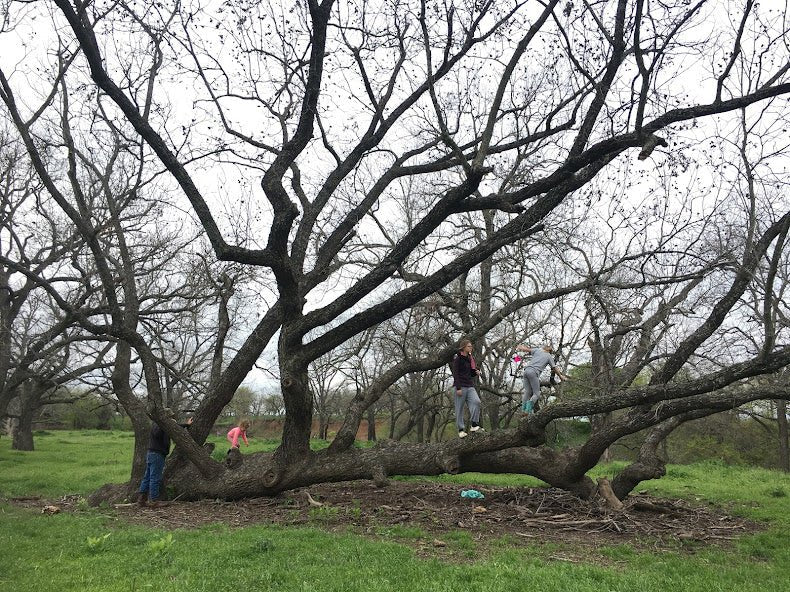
left=1, top=430, right=789, bottom=591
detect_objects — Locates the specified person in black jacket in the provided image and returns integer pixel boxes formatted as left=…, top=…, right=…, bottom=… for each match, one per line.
left=450, top=339, right=484, bottom=438
left=137, top=409, right=192, bottom=507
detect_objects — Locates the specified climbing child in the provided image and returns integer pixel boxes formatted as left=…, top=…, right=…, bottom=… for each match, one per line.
left=226, top=419, right=251, bottom=451
left=515, top=343, right=569, bottom=413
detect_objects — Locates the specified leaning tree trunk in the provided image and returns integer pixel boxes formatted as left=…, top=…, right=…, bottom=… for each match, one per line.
left=93, top=359, right=790, bottom=506
left=161, top=418, right=562, bottom=501
left=129, top=416, right=150, bottom=482
left=612, top=411, right=713, bottom=499
left=112, top=342, right=150, bottom=483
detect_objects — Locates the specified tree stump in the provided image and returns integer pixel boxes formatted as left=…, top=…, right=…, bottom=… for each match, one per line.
left=371, top=465, right=388, bottom=487
left=225, top=447, right=243, bottom=469
left=597, top=477, right=624, bottom=510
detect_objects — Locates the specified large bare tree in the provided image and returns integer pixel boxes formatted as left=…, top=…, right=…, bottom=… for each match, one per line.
left=1, top=0, right=789, bottom=502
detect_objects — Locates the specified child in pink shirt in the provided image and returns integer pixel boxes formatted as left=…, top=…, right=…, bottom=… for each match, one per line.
left=227, top=419, right=251, bottom=449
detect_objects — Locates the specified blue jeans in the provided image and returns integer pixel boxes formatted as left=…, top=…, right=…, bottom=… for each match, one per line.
left=139, top=451, right=166, bottom=500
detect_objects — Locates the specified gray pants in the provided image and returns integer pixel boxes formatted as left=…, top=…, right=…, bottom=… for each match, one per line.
left=454, top=386, right=481, bottom=430
left=522, top=368, right=541, bottom=406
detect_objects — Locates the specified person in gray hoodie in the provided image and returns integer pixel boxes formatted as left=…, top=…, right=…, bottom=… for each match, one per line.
left=515, top=343, right=569, bottom=414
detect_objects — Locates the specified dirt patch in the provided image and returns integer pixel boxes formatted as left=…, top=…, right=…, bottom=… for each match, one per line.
left=8, top=481, right=760, bottom=559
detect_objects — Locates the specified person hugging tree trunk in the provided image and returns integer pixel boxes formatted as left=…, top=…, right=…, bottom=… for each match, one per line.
left=137, top=409, right=193, bottom=508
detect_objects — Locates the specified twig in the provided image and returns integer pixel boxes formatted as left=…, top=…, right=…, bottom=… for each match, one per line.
left=305, top=491, right=323, bottom=507
left=549, top=554, right=582, bottom=563
left=535, top=492, right=546, bottom=515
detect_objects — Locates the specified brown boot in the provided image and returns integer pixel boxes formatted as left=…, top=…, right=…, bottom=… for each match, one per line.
left=147, top=499, right=163, bottom=508
left=136, top=491, right=148, bottom=507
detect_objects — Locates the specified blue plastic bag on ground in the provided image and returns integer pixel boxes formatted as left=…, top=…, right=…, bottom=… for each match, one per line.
left=460, top=489, right=485, bottom=499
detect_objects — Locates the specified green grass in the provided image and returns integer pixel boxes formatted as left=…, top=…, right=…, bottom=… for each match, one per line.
left=0, top=430, right=295, bottom=497
left=1, top=431, right=789, bottom=591
left=0, top=430, right=134, bottom=497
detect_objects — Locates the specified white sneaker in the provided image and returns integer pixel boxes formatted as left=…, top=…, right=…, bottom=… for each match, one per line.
left=458, top=430, right=468, bottom=438
left=469, top=425, right=484, bottom=433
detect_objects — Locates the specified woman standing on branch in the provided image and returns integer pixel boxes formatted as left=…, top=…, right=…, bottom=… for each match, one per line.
left=451, top=339, right=484, bottom=438
left=515, top=343, right=569, bottom=414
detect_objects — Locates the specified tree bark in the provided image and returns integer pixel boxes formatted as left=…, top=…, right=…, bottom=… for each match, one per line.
left=11, top=393, right=35, bottom=451
left=777, top=399, right=789, bottom=472
left=318, top=411, right=329, bottom=440
left=416, top=407, right=425, bottom=443
left=366, top=406, right=376, bottom=441
left=164, top=425, right=550, bottom=500
left=11, top=381, right=46, bottom=451
left=610, top=417, right=682, bottom=500
left=597, top=477, right=624, bottom=510
left=111, top=343, right=150, bottom=482
left=278, top=353, right=313, bottom=465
